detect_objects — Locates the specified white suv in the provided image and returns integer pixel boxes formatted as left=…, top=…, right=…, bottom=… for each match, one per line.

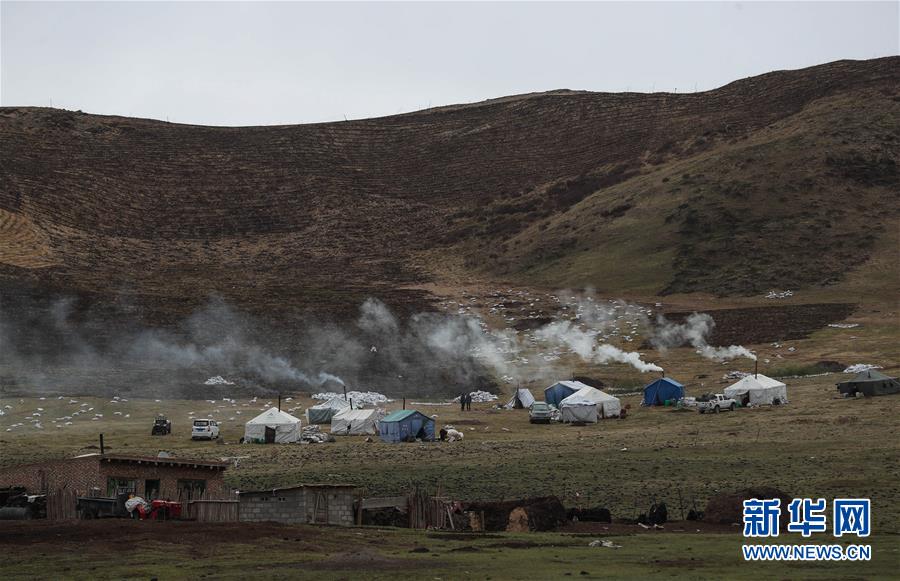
left=191, top=419, right=220, bottom=440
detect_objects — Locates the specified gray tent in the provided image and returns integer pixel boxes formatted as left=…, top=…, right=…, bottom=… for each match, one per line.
left=306, top=397, right=351, bottom=424
left=837, top=370, right=899, bottom=397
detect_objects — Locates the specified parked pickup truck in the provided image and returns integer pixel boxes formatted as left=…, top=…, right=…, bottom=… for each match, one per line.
left=697, top=394, right=737, bottom=414
left=77, top=494, right=129, bottom=519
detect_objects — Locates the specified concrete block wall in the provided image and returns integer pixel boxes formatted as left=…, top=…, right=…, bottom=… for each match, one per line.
left=239, top=487, right=356, bottom=526
left=323, top=489, right=356, bottom=526
left=239, top=490, right=306, bottom=524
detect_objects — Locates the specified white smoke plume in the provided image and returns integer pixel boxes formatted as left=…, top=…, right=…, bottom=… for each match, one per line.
left=651, top=312, right=756, bottom=361
left=353, top=298, right=522, bottom=386
left=534, top=320, right=663, bottom=373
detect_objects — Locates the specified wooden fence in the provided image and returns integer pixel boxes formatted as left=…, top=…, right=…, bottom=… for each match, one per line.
left=407, top=488, right=453, bottom=530
left=184, top=500, right=239, bottom=522
left=182, top=490, right=239, bottom=522
left=46, top=489, right=78, bottom=520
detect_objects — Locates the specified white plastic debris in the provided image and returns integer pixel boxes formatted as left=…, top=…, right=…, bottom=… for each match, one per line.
left=452, top=391, right=498, bottom=403
left=589, top=540, right=621, bottom=548
left=204, top=376, right=235, bottom=385
left=765, top=290, right=794, bottom=299
left=311, top=391, right=390, bottom=407
left=843, top=364, right=884, bottom=374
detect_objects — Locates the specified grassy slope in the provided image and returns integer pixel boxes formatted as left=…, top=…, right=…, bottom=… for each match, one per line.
left=462, top=88, right=899, bottom=298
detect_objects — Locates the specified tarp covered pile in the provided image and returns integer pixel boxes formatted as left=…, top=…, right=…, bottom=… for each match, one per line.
left=300, top=424, right=335, bottom=443
left=455, top=391, right=498, bottom=403
left=311, top=391, right=390, bottom=408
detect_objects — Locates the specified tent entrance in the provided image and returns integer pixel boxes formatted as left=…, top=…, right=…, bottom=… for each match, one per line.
left=265, top=426, right=276, bottom=444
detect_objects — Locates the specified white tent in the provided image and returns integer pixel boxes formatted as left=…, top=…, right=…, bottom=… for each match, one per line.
left=330, top=408, right=384, bottom=436
left=561, top=386, right=622, bottom=418
left=244, top=407, right=302, bottom=444
left=559, top=396, right=599, bottom=423
left=724, top=374, right=788, bottom=406
left=505, top=388, right=536, bottom=409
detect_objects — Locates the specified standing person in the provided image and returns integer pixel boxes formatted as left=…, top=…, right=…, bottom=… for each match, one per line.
left=465, top=393, right=472, bottom=411
left=460, top=393, right=466, bottom=412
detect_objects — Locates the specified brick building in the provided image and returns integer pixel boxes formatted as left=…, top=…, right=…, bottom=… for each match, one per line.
left=239, top=484, right=357, bottom=526
left=0, top=453, right=228, bottom=500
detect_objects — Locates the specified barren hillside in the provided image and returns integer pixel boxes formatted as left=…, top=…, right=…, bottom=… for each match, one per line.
left=0, top=57, right=898, bottom=395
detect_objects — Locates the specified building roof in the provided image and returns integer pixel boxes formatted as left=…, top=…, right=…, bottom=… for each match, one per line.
left=0, top=453, right=229, bottom=474
left=100, top=454, right=229, bottom=469
left=381, top=409, right=431, bottom=422
left=239, top=483, right=358, bottom=495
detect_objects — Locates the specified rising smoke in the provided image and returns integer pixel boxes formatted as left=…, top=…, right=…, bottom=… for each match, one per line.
left=534, top=320, right=662, bottom=372
left=651, top=312, right=757, bottom=361
left=0, top=291, right=750, bottom=398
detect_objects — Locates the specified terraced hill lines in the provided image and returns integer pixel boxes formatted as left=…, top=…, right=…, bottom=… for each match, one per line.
left=0, top=209, right=56, bottom=268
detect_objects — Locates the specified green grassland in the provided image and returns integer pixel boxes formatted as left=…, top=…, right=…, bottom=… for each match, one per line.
left=1, top=521, right=898, bottom=580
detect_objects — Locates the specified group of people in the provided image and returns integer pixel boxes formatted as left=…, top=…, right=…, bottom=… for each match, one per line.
left=459, top=392, right=472, bottom=411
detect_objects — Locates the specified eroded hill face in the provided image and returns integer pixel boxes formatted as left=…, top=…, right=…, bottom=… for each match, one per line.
left=0, top=58, right=898, bottom=395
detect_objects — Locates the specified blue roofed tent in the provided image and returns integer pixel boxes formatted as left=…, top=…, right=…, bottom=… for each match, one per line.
left=544, top=380, right=594, bottom=407
left=379, top=410, right=435, bottom=443
left=642, top=377, right=685, bottom=406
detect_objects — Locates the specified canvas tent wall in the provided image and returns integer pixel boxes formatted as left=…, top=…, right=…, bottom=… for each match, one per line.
left=306, top=397, right=350, bottom=425
left=561, top=386, right=621, bottom=418
left=244, top=408, right=302, bottom=444
left=559, top=396, right=599, bottom=423
left=836, top=370, right=900, bottom=397
left=544, top=380, right=594, bottom=408
left=379, top=410, right=435, bottom=443
left=724, top=374, right=788, bottom=406
left=641, top=378, right=685, bottom=406
left=330, top=408, right=383, bottom=436
left=506, top=388, right=536, bottom=409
